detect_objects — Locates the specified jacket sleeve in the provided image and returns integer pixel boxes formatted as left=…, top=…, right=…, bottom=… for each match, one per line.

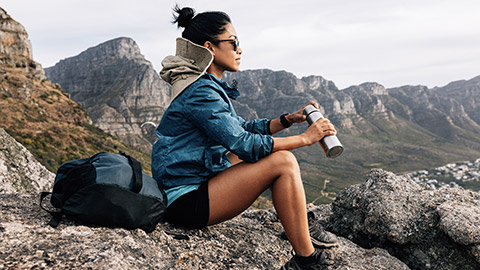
left=236, top=116, right=272, bottom=135
left=183, top=85, right=273, bottom=163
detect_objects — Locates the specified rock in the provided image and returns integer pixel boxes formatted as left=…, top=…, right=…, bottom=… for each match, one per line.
left=0, top=7, right=45, bottom=80
left=437, top=201, right=480, bottom=246
left=0, top=194, right=409, bottom=270
left=0, top=128, right=53, bottom=194
left=330, top=238, right=408, bottom=270
left=0, top=7, right=32, bottom=60
left=330, top=168, right=480, bottom=270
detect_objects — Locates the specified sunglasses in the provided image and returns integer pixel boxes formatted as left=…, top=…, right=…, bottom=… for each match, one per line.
left=215, top=38, right=240, bottom=51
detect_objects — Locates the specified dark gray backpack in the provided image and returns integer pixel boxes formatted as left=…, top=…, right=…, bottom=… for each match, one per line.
left=40, top=152, right=167, bottom=232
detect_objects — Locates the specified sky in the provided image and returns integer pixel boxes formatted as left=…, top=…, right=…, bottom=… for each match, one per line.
left=2, top=0, right=480, bottom=89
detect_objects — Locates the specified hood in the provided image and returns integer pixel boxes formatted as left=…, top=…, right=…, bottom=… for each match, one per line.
left=160, top=37, right=214, bottom=102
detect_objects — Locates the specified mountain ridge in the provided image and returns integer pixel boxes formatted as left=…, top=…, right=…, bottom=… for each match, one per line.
left=45, top=37, right=171, bottom=153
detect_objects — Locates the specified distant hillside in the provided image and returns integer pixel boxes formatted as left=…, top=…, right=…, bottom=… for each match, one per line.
left=0, top=7, right=150, bottom=173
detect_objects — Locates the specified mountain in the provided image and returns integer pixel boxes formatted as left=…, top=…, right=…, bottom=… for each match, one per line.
left=0, top=7, right=150, bottom=173
left=224, top=70, right=480, bottom=200
left=45, top=37, right=171, bottom=153
left=387, top=79, right=480, bottom=143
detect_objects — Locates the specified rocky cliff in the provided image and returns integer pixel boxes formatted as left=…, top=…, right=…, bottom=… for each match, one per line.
left=225, top=70, right=480, bottom=145
left=1, top=193, right=410, bottom=270
left=44, top=37, right=171, bottom=153
left=42, top=32, right=480, bottom=197
left=387, top=78, right=480, bottom=142
left=0, top=7, right=44, bottom=80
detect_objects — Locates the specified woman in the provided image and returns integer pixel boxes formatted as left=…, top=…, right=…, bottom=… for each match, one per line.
left=152, top=6, right=337, bottom=270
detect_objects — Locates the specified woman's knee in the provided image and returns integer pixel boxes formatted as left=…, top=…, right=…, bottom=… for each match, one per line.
left=270, top=150, right=300, bottom=174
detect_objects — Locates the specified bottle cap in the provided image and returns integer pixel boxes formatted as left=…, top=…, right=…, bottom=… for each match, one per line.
left=303, top=105, right=319, bottom=117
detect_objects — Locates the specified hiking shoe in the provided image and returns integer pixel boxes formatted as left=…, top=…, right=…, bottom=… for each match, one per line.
left=307, top=211, right=339, bottom=248
left=280, top=211, right=339, bottom=248
left=279, top=250, right=331, bottom=270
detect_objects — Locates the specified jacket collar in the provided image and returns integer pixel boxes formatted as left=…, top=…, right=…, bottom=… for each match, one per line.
left=204, top=73, right=240, bottom=100
left=160, top=37, right=214, bottom=102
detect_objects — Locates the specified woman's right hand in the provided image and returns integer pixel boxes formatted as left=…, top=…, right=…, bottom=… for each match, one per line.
left=302, top=118, right=337, bottom=146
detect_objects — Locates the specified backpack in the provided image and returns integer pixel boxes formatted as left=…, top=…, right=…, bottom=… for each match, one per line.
left=40, top=152, right=167, bottom=233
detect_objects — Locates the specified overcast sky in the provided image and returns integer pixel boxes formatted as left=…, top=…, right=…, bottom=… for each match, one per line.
left=2, top=0, right=480, bottom=89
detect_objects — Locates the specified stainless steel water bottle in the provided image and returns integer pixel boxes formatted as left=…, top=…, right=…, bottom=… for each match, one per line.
left=303, top=105, right=343, bottom=158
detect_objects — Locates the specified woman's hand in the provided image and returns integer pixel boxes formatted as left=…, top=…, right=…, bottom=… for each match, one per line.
left=285, top=101, right=319, bottom=124
left=269, top=100, right=323, bottom=136
left=301, top=118, right=337, bottom=146
left=272, top=116, right=337, bottom=151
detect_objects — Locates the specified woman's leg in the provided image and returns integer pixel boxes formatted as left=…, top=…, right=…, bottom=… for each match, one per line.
left=208, top=150, right=315, bottom=256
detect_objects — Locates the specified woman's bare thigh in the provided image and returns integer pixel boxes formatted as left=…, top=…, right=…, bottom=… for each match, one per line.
left=207, top=151, right=297, bottom=225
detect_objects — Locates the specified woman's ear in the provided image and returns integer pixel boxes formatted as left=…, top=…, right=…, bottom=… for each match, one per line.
left=204, top=41, right=215, bottom=55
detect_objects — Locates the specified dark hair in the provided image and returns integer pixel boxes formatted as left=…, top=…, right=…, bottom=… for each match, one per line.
left=172, top=5, right=231, bottom=46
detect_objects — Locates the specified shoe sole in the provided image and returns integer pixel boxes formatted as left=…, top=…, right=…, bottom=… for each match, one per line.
left=280, top=231, right=339, bottom=248
left=311, top=238, right=339, bottom=248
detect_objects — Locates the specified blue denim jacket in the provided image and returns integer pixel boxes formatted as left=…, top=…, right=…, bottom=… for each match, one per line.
left=151, top=73, right=273, bottom=188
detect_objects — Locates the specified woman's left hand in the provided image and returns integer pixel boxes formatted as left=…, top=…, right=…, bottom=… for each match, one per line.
left=286, top=101, right=319, bottom=124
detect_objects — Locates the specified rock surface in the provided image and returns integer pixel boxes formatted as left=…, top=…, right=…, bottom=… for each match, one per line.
left=0, top=7, right=45, bottom=80
left=329, top=168, right=480, bottom=269
left=0, top=194, right=409, bottom=270
left=0, top=128, right=53, bottom=193
left=2, top=166, right=480, bottom=269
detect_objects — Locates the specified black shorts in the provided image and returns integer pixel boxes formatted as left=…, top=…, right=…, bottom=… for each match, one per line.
left=163, top=181, right=210, bottom=229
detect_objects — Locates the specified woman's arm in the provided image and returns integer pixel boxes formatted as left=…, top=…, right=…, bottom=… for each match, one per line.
left=185, top=85, right=273, bottom=162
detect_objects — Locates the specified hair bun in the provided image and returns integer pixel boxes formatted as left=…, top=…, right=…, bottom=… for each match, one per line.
left=173, top=6, right=196, bottom=28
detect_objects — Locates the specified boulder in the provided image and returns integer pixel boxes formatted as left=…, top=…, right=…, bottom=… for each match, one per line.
left=329, top=168, right=480, bottom=269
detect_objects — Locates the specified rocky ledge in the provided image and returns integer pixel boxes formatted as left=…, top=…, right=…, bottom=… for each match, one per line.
left=1, top=168, right=480, bottom=269
left=1, top=194, right=407, bottom=270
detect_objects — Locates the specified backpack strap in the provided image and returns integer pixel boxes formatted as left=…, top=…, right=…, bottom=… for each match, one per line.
left=120, top=152, right=143, bottom=193
left=47, top=211, right=64, bottom=228
left=40, top=192, right=64, bottom=228
left=40, top=192, right=53, bottom=213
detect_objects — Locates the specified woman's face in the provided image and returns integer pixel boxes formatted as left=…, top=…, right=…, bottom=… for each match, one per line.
left=206, top=23, right=242, bottom=78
